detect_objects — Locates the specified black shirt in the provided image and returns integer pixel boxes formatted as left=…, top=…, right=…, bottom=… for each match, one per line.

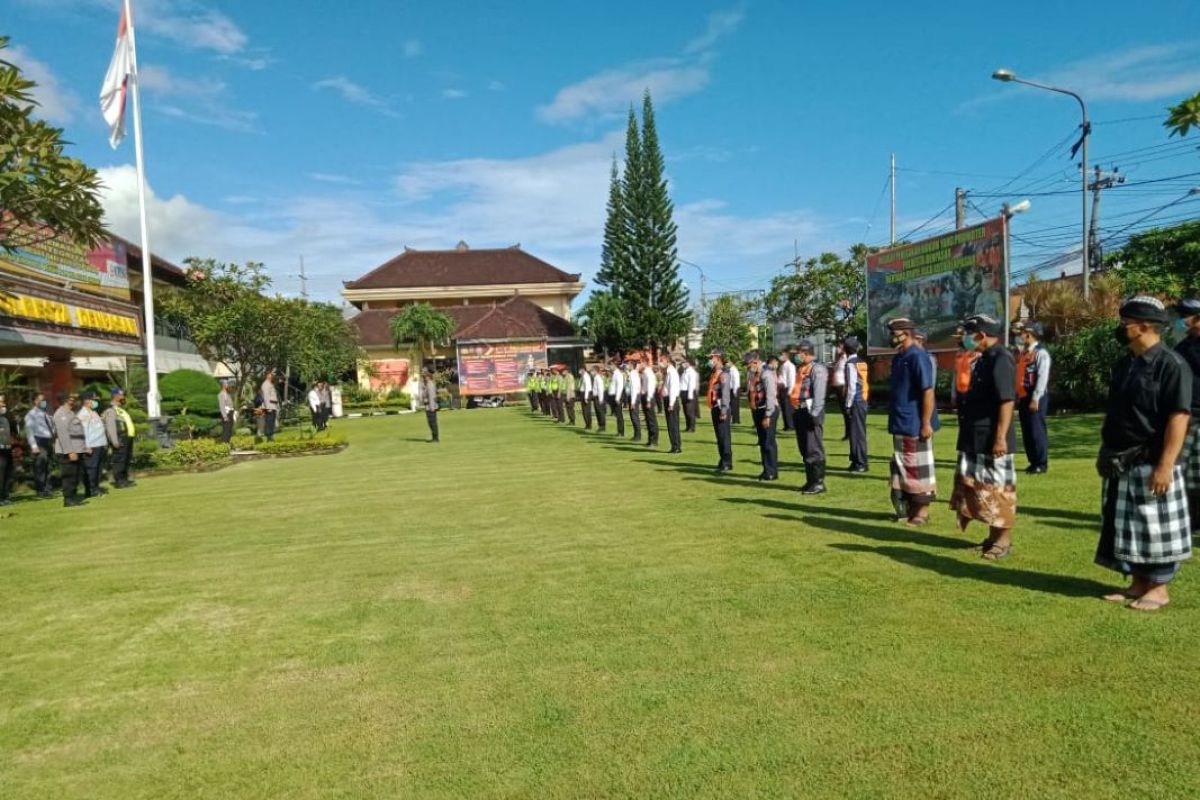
left=1175, top=335, right=1200, bottom=416
left=1102, top=343, right=1193, bottom=456
left=956, top=343, right=1017, bottom=455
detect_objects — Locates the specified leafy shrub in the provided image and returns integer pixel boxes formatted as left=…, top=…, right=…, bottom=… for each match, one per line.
left=152, top=439, right=231, bottom=469
left=131, top=438, right=160, bottom=470
left=128, top=407, right=149, bottom=425
left=1047, top=322, right=1125, bottom=412
left=253, top=435, right=347, bottom=455
left=159, top=369, right=220, bottom=400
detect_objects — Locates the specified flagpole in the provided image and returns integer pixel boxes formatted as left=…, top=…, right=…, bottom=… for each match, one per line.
left=123, top=0, right=160, bottom=418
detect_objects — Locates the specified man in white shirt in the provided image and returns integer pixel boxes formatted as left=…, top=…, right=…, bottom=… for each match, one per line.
left=683, top=357, right=700, bottom=433
left=662, top=355, right=683, bottom=453
left=607, top=365, right=625, bottom=437
left=307, top=383, right=322, bottom=430
left=640, top=362, right=659, bottom=448
left=778, top=348, right=797, bottom=431
left=625, top=362, right=643, bottom=442
left=579, top=367, right=593, bottom=430
left=728, top=361, right=742, bottom=425
left=831, top=343, right=849, bottom=441
left=591, top=365, right=606, bottom=431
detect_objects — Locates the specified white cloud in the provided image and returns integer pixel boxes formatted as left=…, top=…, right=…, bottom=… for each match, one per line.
left=403, top=39, right=423, bottom=58
left=4, top=44, right=79, bottom=124
left=98, top=164, right=222, bottom=258
left=137, top=0, right=249, bottom=55
left=313, top=76, right=401, bottom=118
left=683, top=3, right=747, bottom=55
left=488, top=80, right=506, bottom=92
left=442, top=88, right=469, bottom=100
left=138, top=63, right=259, bottom=132
left=306, top=172, right=362, bottom=186
left=537, top=60, right=710, bottom=123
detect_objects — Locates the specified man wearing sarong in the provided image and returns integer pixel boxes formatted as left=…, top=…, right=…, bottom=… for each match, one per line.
left=950, top=315, right=1017, bottom=560
left=1172, top=298, right=1199, bottom=528
left=1096, top=296, right=1193, bottom=613
left=886, top=317, right=940, bottom=525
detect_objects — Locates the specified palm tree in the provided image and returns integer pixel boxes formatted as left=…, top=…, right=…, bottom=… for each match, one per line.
left=388, top=303, right=456, bottom=363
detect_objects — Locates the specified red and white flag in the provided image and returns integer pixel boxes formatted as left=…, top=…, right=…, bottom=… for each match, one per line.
left=99, top=5, right=134, bottom=149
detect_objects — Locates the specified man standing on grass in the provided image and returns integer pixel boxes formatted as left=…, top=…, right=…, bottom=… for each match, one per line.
left=591, top=365, right=606, bottom=432
left=626, top=362, right=643, bottom=443
left=748, top=351, right=780, bottom=481
left=831, top=342, right=849, bottom=441
left=561, top=367, right=576, bottom=426
left=843, top=336, right=870, bottom=473
left=791, top=340, right=829, bottom=495
left=1096, top=296, right=1192, bottom=612
left=53, top=392, right=87, bottom=508
left=640, top=361, right=659, bottom=448
left=1175, top=298, right=1200, bottom=527
left=0, top=396, right=11, bottom=506
left=319, top=381, right=333, bottom=430
left=662, top=354, right=682, bottom=454
left=23, top=392, right=55, bottom=499
left=307, top=383, right=324, bottom=431
left=526, top=370, right=539, bottom=412
left=579, top=365, right=593, bottom=430
left=608, top=364, right=625, bottom=437
left=886, top=318, right=940, bottom=526
left=708, top=348, right=733, bottom=473
left=77, top=390, right=107, bottom=498
left=728, top=358, right=742, bottom=426
left=418, top=366, right=440, bottom=443
left=218, top=380, right=235, bottom=443
left=683, top=357, right=700, bottom=433
left=778, top=347, right=796, bottom=432
left=950, top=324, right=980, bottom=411
left=1016, top=322, right=1052, bottom=474
left=950, top=315, right=1018, bottom=560
left=102, top=388, right=136, bottom=490
left=261, top=368, right=279, bottom=442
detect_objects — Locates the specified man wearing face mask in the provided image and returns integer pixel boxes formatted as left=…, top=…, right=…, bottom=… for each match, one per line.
left=707, top=348, right=734, bottom=472
left=1016, top=322, right=1053, bottom=474
left=23, top=392, right=56, bottom=499
left=950, top=315, right=1018, bottom=560
left=1174, top=298, right=1200, bottom=527
left=0, top=395, right=12, bottom=506
left=1096, top=296, right=1193, bottom=612
left=950, top=325, right=980, bottom=411
left=53, top=392, right=87, bottom=507
left=886, top=318, right=940, bottom=525
left=790, top=340, right=829, bottom=494
left=102, top=387, right=137, bottom=489
left=77, top=390, right=108, bottom=498
left=842, top=336, right=870, bottom=473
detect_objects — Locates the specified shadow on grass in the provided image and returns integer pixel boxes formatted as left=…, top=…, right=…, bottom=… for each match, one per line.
left=1021, top=505, right=1098, bottom=526
left=722, top=495, right=895, bottom=522
left=797, top=514, right=969, bottom=550
left=828, top=541, right=1112, bottom=598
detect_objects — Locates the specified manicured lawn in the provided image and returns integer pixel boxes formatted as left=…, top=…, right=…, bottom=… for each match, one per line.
left=2, top=406, right=1197, bottom=798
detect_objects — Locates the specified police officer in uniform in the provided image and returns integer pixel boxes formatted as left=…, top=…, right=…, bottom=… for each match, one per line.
left=1016, top=321, right=1052, bottom=474
left=791, top=340, right=829, bottom=494
left=842, top=336, right=870, bottom=472
left=53, top=392, right=88, bottom=507
left=708, top=348, right=733, bottom=472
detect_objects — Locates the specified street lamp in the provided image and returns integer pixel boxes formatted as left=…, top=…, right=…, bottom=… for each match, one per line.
left=992, top=69, right=1091, bottom=300
left=1001, top=199, right=1032, bottom=345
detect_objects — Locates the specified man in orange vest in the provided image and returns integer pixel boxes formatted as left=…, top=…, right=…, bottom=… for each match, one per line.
left=842, top=336, right=870, bottom=472
left=1016, top=322, right=1052, bottom=474
left=790, top=340, right=829, bottom=494
left=708, top=348, right=734, bottom=472
left=950, top=325, right=980, bottom=411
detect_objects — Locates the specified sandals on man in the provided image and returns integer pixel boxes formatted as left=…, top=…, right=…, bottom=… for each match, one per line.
left=980, top=543, right=1011, bottom=561
left=1127, top=598, right=1169, bottom=612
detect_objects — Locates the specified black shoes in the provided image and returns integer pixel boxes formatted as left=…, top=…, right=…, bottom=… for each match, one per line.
left=1025, top=465, right=1047, bottom=474
left=800, top=483, right=827, bottom=495
left=64, top=498, right=87, bottom=508
left=848, top=465, right=868, bottom=473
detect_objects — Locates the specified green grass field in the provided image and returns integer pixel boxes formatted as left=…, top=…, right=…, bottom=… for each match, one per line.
left=2, top=406, right=1197, bottom=799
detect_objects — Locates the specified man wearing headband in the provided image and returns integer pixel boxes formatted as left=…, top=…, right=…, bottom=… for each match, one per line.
left=1173, top=298, right=1200, bottom=528
left=886, top=317, right=940, bottom=525
left=950, top=314, right=1018, bottom=560
left=1096, top=296, right=1192, bottom=612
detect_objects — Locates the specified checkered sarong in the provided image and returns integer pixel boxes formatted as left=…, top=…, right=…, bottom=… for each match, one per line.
left=1183, top=423, right=1200, bottom=491
left=1101, top=464, right=1193, bottom=565
left=890, top=435, right=937, bottom=500
left=950, top=452, right=1017, bottom=529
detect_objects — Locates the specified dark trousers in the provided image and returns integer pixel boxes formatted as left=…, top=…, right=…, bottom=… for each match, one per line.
left=665, top=400, right=682, bottom=451
left=643, top=401, right=659, bottom=446
left=82, top=446, right=106, bottom=494
left=221, top=416, right=234, bottom=443
left=528, top=392, right=538, bottom=411
left=581, top=393, right=593, bottom=429
left=685, top=396, right=699, bottom=432
left=628, top=401, right=642, bottom=440
left=836, top=388, right=850, bottom=439
left=551, top=393, right=563, bottom=422
left=608, top=396, right=624, bottom=435
left=758, top=408, right=779, bottom=477
left=0, top=448, right=11, bottom=500
left=565, top=396, right=576, bottom=425
left=426, top=410, right=439, bottom=441
left=110, top=438, right=133, bottom=485
left=264, top=410, right=277, bottom=441
left=33, top=437, right=53, bottom=493
left=59, top=453, right=80, bottom=502
left=848, top=402, right=869, bottom=469
left=1018, top=396, right=1049, bottom=469
left=712, top=406, right=733, bottom=468
left=795, top=409, right=825, bottom=465
left=779, top=389, right=793, bottom=430
left=731, top=394, right=741, bottom=424
left=594, top=396, right=606, bottom=430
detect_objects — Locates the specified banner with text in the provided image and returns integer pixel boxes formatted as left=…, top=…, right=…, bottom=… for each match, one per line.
left=0, top=225, right=132, bottom=301
left=866, top=217, right=1006, bottom=353
left=457, top=340, right=548, bottom=395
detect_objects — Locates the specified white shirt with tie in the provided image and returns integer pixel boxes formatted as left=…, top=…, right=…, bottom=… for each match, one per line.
left=579, top=370, right=592, bottom=400
left=665, top=365, right=681, bottom=406
left=626, top=370, right=641, bottom=404
left=684, top=366, right=699, bottom=399
left=641, top=369, right=657, bottom=404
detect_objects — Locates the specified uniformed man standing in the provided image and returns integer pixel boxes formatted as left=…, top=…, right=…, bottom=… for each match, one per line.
left=53, top=392, right=87, bottom=507
left=418, top=366, right=440, bottom=442
left=608, top=364, right=625, bottom=436
left=778, top=347, right=796, bottom=431
left=683, top=357, right=700, bottom=433
left=748, top=351, right=780, bottom=481
left=1016, top=322, right=1053, bottom=474
left=790, top=340, right=829, bottom=494
left=1172, top=298, right=1200, bottom=528
left=728, top=359, right=742, bottom=426
left=0, top=396, right=11, bottom=505
left=527, top=370, right=539, bottom=411
left=102, top=387, right=137, bottom=489
left=218, top=380, right=236, bottom=442
left=831, top=342, right=849, bottom=440
left=77, top=390, right=107, bottom=498
left=591, top=365, right=607, bottom=431
left=261, top=368, right=279, bottom=442
left=640, top=361, right=659, bottom=448
left=579, top=365, right=593, bottom=430
left=626, top=362, right=643, bottom=443
left=661, top=355, right=682, bottom=453
left=562, top=367, right=577, bottom=426
left=1096, top=296, right=1192, bottom=612
left=708, top=348, right=734, bottom=472
left=886, top=318, right=940, bottom=526
left=842, top=336, right=870, bottom=473
left=23, top=392, right=55, bottom=499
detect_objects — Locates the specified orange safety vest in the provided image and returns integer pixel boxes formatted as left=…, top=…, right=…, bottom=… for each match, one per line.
left=856, top=361, right=870, bottom=402
left=707, top=369, right=721, bottom=408
left=748, top=370, right=764, bottom=408
left=789, top=363, right=813, bottom=406
left=955, top=351, right=979, bottom=395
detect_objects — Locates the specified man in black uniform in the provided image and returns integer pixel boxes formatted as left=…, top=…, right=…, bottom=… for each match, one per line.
left=1174, top=297, right=1200, bottom=527
left=793, top=340, right=829, bottom=495
left=1096, top=296, right=1193, bottom=612
left=708, top=348, right=733, bottom=473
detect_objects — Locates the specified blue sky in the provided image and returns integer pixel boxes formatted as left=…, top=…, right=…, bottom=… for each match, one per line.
left=4, top=0, right=1200, bottom=305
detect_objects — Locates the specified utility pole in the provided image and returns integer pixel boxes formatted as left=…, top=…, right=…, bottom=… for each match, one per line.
left=1087, top=165, right=1124, bottom=276
left=955, top=187, right=966, bottom=230
left=889, top=153, right=896, bottom=245
left=298, top=255, right=309, bottom=299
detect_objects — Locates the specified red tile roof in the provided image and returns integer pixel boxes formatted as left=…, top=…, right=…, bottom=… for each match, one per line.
left=352, top=296, right=576, bottom=347
left=344, top=244, right=581, bottom=290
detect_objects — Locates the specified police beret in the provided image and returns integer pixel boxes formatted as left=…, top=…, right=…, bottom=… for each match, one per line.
left=1177, top=298, right=1200, bottom=317
left=964, top=314, right=1002, bottom=336
left=887, top=317, right=916, bottom=331
left=1024, top=321, right=1044, bottom=337
left=1119, top=295, right=1168, bottom=324
left=110, top=386, right=125, bottom=396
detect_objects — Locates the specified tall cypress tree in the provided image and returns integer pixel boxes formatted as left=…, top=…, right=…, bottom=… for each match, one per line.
left=619, top=106, right=650, bottom=346
left=595, top=155, right=627, bottom=294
